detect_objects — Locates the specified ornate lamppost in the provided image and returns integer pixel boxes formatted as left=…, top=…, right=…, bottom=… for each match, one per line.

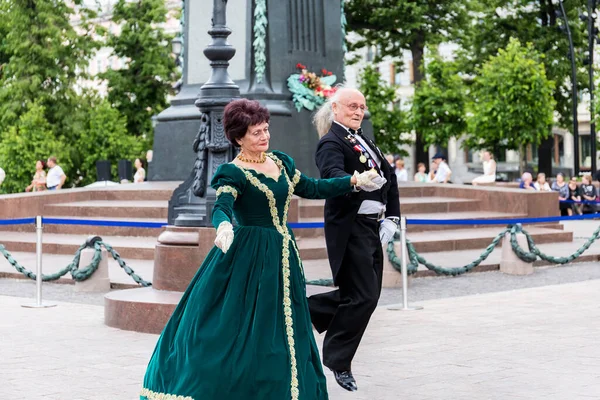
left=167, top=0, right=239, bottom=227
left=557, top=0, right=580, bottom=176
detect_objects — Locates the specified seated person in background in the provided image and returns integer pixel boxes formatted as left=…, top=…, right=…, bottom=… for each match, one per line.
left=567, top=177, right=583, bottom=216
left=519, top=172, right=535, bottom=190
left=395, top=159, right=408, bottom=183
left=552, top=173, right=570, bottom=216
left=534, top=172, right=551, bottom=191
left=428, top=161, right=438, bottom=182
left=432, top=153, right=452, bottom=183
left=414, top=162, right=428, bottom=183
left=472, top=151, right=496, bottom=185
left=580, top=174, right=597, bottom=214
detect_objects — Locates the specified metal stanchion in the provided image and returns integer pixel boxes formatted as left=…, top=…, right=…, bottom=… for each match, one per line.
left=22, top=216, right=56, bottom=308
left=389, top=216, right=422, bottom=311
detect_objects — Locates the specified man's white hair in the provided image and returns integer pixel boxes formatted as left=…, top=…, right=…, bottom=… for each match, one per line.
left=312, top=85, right=349, bottom=138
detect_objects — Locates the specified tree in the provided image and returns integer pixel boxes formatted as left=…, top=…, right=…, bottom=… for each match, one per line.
left=0, top=103, right=68, bottom=194
left=101, top=0, right=178, bottom=143
left=456, top=0, right=587, bottom=173
left=467, top=38, right=556, bottom=173
left=75, top=98, right=146, bottom=186
left=411, top=56, right=467, bottom=148
left=358, top=65, right=411, bottom=156
left=345, top=0, right=472, bottom=165
left=0, top=0, right=99, bottom=131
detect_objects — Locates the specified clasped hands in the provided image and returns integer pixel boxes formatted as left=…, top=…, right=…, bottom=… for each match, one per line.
left=352, top=169, right=386, bottom=192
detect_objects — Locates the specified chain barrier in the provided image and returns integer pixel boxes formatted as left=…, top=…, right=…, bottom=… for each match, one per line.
left=0, top=237, right=151, bottom=287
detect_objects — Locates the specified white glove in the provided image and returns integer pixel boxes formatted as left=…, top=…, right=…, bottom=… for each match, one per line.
left=353, top=169, right=387, bottom=192
left=379, top=218, right=398, bottom=245
left=214, top=221, right=234, bottom=253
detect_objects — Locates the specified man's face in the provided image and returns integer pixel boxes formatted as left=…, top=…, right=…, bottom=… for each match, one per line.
left=332, top=90, right=367, bottom=131
left=47, top=159, right=54, bottom=168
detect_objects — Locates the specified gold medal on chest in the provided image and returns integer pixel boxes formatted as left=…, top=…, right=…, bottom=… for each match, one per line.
left=359, top=155, right=367, bottom=164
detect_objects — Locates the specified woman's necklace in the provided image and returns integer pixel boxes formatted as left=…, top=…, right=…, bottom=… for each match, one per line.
left=237, top=152, right=266, bottom=164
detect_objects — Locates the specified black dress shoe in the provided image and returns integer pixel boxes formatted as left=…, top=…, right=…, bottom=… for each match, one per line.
left=331, top=369, right=357, bottom=392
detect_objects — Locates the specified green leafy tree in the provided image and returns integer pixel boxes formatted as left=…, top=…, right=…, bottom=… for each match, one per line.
left=457, top=0, right=586, bottom=131
left=101, top=0, right=178, bottom=142
left=467, top=38, right=556, bottom=173
left=75, top=98, right=146, bottom=186
left=0, top=103, right=68, bottom=194
left=411, top=56, right=467, bottom=148
left=358, top=65, right=411, bottom=156
left=0, top=0, right=99, bottom=131
left=345, top=0, right=472, bottom=163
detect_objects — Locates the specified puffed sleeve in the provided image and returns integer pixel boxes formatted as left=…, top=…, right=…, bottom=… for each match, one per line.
left=210, top=163, right=246, bottom=229
left=272, top=150, right=352, bottom=200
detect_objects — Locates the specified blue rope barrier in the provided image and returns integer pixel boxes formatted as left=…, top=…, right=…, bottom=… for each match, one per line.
left=288, top=212, right=600, bottom=228
left=42, top=218, right=167, bottom=228
left=0, top=218, right=36, bottom=226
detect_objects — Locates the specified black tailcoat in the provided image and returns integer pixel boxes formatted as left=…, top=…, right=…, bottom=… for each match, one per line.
left=315, top=122, right=401, bottom=283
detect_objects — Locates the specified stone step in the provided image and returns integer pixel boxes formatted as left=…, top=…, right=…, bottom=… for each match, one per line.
left=291, top=211, right=539, bottom=238
left=295, top=225, right=573, bottom=259
left=0, top=216, right=166, bottom=237
left=82, top=182, right=178, bottom=202
left=0, top=232, right=156, bottom=260
left=298, top=197, right=481, bottom=219
left=43, top=200, right=168, bottom=219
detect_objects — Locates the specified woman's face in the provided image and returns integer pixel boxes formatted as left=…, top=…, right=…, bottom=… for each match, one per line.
left=238, top=121, right=270, bottom=153
left=482, top=152, right=490, bottom=161
left=557, top=174, right=564, bottom=184
left=36, top=161, right=43, bottom=170
left=538, top=175, right=546, bottom=184
left=569, top=179, right=577, bottom=188
left=583, top=176, right=590, bottom=185
left=418, top=165, right=426, bottom=173
left=135, top=159, right=142, bottom=169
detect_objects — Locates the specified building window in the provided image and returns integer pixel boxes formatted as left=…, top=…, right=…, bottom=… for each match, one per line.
left=366, top=46, right=374, bottom=62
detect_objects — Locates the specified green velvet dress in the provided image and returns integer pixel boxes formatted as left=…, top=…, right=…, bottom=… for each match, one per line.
left=140, top=151, right=352, bottom=400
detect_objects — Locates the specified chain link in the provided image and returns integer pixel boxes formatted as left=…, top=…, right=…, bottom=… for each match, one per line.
left=0, top=239, right=151, bottom=287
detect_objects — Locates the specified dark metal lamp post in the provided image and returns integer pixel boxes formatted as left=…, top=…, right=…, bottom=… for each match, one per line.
left=557, top=1, right=580, bottom=177
left=167, top=0, right=239, bottom=227
left=584, top=0, right=598, bottom=175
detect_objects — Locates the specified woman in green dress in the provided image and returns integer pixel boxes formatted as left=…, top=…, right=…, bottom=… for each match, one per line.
left=140, top=99, right=384, bottom=400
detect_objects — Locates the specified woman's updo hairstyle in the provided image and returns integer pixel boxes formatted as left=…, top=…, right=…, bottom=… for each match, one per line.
left=222, top=99, right=270, bottom=147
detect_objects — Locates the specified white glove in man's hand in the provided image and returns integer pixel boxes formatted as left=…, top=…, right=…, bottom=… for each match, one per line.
left=379, top=218, right=398, bottom=244
left=353, top=170, right=387, bottom=192
left=214, top=221, right=234, bottom=253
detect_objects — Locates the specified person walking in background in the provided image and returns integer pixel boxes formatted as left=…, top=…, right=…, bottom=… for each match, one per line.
left=46, top=156, right=66, bottom=190
left=133, top=158, right=146, bottom=183
left=534, top=172, right=551, bottom=191
left=432, top=153, right=452, bottom=183
left=25, top=160, right=47, bottom=192
left=471, top=151, right=496, bottom=185
left=414, top=162, right=428, bottom=183
left=394, top=159, right=408, bottom=183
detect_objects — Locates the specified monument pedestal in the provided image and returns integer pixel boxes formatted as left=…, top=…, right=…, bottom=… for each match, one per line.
left=104, top=226, right=216, bottom=334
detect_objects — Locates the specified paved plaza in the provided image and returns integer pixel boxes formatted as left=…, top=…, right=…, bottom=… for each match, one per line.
left=2, top=276, right=600, bottom=399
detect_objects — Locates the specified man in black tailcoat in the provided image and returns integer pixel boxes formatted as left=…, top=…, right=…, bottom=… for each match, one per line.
left=308, top=87, right=401, bottom=392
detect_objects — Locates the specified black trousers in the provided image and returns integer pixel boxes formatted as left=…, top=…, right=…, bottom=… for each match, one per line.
left=307, top=216, right=383, bottom=371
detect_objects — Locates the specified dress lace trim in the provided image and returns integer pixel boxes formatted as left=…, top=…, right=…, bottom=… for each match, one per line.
left=238, top=153, right=300, bottom=400
left=140, top=387, right=193, bottom=400
left=216, top=185, right=238, bottom=200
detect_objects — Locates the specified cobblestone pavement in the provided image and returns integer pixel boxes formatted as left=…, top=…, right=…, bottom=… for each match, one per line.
left=3, top=279, right=600, bottom=399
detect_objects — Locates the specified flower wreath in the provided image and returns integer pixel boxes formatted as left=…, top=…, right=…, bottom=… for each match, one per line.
left=287, top=63, right=338, bottom=112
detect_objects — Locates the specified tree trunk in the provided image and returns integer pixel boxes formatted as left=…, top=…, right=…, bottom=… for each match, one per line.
left=538, top=0, right=555, bottom=175
left=518, top=145, right=527, bottom=177
left=411, top=31, right=428, bottom=171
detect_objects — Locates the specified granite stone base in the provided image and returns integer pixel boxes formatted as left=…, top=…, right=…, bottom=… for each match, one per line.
left=104, top=225, right=216, bottom=333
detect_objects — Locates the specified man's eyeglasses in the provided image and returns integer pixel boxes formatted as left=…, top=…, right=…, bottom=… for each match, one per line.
left=341, top=102, right=368, bottom=112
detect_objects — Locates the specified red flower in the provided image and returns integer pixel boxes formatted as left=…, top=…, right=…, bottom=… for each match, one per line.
left=296, top=63, right=307, bottom=70
left=328, top=71, right=333, bottom=76
left=321, top=68, right=327, bottom=75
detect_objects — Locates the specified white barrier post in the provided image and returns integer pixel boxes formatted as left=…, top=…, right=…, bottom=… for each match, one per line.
left=22, top=216, right=56, bottom=308
left=389, top=216, right=423, bottom=311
